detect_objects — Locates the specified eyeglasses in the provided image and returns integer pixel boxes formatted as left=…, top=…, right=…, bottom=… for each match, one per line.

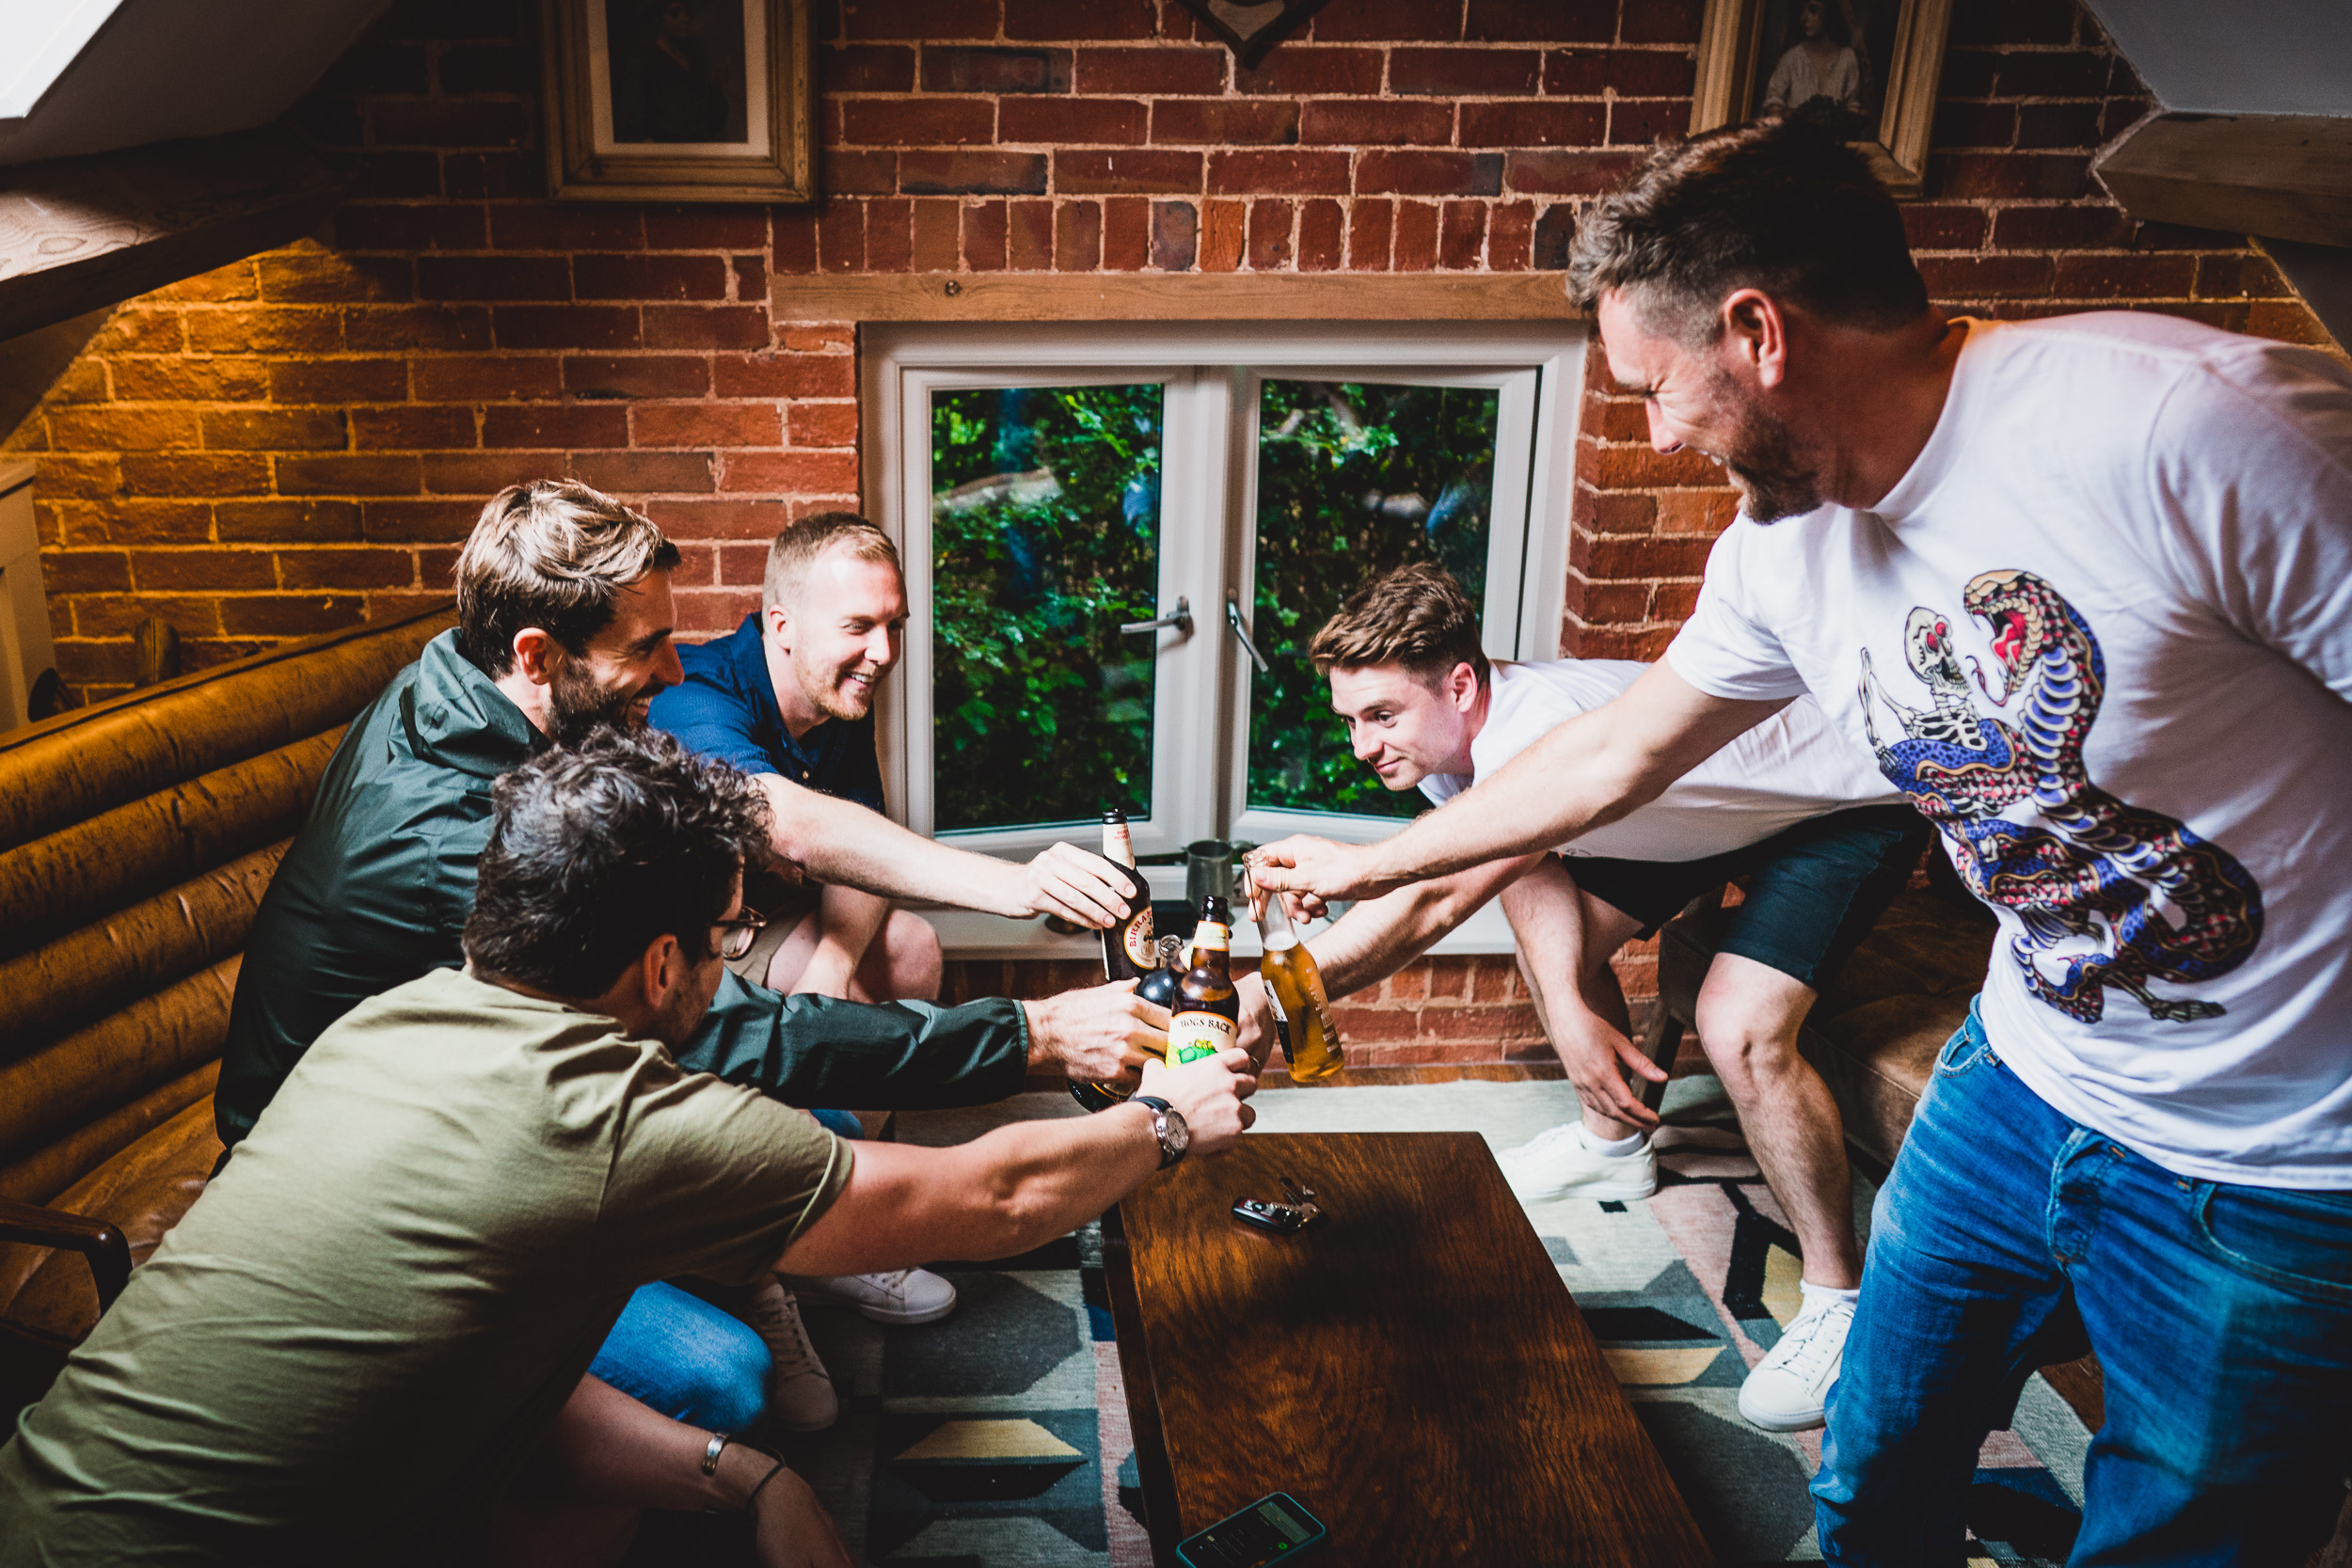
left=711, top=909, right=767, bottom=962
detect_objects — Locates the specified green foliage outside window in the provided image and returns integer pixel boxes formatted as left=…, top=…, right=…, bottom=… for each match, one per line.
left=1246, top=380, right=1501, bottom=817
left=930, top=384, right=1162, bottom=833
left=927, top=377, right=1502, bottom=835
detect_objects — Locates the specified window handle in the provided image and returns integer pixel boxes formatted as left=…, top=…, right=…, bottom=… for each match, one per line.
left=1120, top=595, right=1192, bottom=637
left=1225, top=591, right=1270, bottom=673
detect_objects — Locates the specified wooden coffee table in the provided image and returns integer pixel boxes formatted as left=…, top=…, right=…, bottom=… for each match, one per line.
left=1104, top=1132, right=1713, bottom=1567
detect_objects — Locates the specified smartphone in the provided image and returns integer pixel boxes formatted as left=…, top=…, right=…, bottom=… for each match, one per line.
left=1175, top=1491, right=1327, bottom=1567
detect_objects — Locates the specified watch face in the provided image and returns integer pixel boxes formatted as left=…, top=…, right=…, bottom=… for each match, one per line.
left=1163, top=1107, right=1191, bottom=1159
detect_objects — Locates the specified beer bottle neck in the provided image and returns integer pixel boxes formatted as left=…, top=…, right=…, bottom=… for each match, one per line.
left=1257, top=893, right=1295, bottom=942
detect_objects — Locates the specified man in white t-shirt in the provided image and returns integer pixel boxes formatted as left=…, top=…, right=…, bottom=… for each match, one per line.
left=1254, top=119, right=2352, bottom=1563
left=1250, top=562, right=1920, bottom=1431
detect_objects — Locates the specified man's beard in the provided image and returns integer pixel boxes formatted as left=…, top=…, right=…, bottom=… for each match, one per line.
left=548, top=657, right=649, bottom=747
left=1709, top=375, right=1822, bottom=524
left=791, top=655, right=876, bottom=724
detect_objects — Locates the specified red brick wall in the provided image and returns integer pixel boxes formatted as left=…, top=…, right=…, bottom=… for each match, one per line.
left=957, top=951, right=1575, bottom=1085
left=3, top=0, right=2334, bottom=1075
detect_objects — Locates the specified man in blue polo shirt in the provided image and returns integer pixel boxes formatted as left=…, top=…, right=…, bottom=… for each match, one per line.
left=652, top=510, right=1144, bottom=1370
left=655, top=512, right=1130, bottom=1003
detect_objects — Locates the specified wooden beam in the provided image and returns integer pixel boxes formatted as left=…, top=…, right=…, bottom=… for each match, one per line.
left=2094, top=113, right=2352, bottom=249
left=0, top=126, right=342, bottom=342
left=0, top=307, right=110, bottom=445
left=771, top=271, right=1580, bottom=323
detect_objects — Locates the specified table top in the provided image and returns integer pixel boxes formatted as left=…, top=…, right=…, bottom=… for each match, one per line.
left=1108, top=1131, right=1712, bottom=1568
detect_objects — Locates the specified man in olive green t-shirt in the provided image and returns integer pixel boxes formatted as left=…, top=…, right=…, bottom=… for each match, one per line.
left=0, top=731, right=1255, bottom=1566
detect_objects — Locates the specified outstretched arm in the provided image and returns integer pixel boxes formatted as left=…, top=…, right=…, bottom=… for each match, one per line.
left=752, top=774, right=1133, bottom=929
left=1253, top=664, right=1788, bottom=905
left=776, top=1052, right=1258, bottom=1275
left=1305, top=855, right=1549, bottom=999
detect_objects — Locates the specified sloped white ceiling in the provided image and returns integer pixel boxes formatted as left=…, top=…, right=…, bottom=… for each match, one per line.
left=0, top=0, right=390, bottom=167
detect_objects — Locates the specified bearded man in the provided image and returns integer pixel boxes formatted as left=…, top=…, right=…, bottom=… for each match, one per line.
left=1255, top=119, right=2352, bottom=1562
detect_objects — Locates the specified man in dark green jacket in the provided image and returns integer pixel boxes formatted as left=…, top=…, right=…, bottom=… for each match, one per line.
left=219, top=479, right=1166, bottom=1437
left=216, top=629, right=1051, bottom=1144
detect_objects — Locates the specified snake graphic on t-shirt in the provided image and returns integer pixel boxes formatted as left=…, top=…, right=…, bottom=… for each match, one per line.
left=1858, top=568, right=2265, bottom=1024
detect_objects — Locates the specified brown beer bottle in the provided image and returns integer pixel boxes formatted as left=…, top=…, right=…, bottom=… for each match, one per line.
left=1246, top=865, right=1343, bottom=1082
left=1097, top=808, right=1156, bottom=984
left=1168, top=896, right=1241, bottom=1068
left=1071, top=813, right=1164, bottom=1113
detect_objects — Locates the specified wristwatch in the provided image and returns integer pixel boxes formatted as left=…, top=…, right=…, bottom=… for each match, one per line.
left=1130, top=1095, right=1190, bottom=1169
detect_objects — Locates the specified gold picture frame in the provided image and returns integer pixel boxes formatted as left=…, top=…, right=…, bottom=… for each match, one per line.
left=541, top=0, right=813, bottom=204
left=1691, top=0, right=1954, bottom=198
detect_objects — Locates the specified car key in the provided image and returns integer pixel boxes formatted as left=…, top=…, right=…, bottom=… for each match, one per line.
left=1231, top=1197, right=1312, bottom=1235
left=1232, top=1198, right=1309, bottom=1234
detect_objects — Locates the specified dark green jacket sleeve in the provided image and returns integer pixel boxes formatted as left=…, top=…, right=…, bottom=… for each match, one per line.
left=676, top=970, right=1032, bottom=1109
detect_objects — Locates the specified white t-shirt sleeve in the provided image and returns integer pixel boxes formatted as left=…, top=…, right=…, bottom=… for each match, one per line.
left=1662, top=524, right=1814, bottom=702
left=2145, top=348, right=2352, bottom=703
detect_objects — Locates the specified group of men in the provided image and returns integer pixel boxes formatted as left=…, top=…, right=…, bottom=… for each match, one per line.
left=4, top=116, right=2347, bottom=1565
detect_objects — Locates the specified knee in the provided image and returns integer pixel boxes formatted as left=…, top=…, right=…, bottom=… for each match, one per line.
left=1692, top=999, right=1798, bottom=1090
left=673, top=1318, right=772, bottom=1433
left=883, top=911, right=944, bottom=1002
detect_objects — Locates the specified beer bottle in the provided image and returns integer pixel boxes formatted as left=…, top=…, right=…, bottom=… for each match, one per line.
left=1247, top=865, right=1343, bottom=1082
left=1097, top=808, right=1156, bottom=984
left=1135, top=935, right=1185, bottom=1011
left=1168, top=896, right=1241, bottom=1068
left=1071, top=829, right=1167, bottom=1114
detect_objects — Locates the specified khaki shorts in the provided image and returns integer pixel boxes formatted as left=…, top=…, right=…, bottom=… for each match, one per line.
left=725, top=868, right=823, bottom=985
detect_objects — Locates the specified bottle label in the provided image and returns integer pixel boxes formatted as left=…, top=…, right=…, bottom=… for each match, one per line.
left=1263, top=988, right=1289, bottom=1023
left=1123, top=907, right=1156, bottom=966
left=1168, top=1010, right=1236, bottom=1066
left=1191, top=921, right=1231, bottom=952
left=1104, top=824, right=1136, bottom=867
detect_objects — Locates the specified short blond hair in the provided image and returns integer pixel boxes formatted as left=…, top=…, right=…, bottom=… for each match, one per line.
left=1308, top=562, right=1490, bottom=686
left=762, top=511, right=902, bottom=612
left=455, top=480, right=679, bottom=675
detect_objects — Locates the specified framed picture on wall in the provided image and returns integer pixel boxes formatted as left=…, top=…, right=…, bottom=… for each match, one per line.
left=541, top=0, right=812, bottom=203
left=1690, top=0, right=1954, bottom=197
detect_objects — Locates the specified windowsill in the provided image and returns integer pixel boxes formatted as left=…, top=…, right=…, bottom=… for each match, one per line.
left=926, top=863, right=1521, bottom=960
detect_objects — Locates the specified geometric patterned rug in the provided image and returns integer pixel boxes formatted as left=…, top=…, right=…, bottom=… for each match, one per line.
left=640, top=1079, right=2090, bottom=1567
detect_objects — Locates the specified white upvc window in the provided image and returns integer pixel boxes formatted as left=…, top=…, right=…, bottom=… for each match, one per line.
left=861, top=321, right=1585, bottom=952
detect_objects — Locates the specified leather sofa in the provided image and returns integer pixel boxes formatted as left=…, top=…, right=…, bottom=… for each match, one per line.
left=0, top=605, right=452, bottom=1414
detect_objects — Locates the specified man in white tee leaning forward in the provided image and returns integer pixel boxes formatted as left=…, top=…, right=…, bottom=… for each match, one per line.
left=1255, top=118, right=2352, bottom=1564
left=1250, top=561, right=1924, bottom=1433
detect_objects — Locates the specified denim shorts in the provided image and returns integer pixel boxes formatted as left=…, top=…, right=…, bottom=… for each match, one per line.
left=1563, top=804, right=1931, bottom=993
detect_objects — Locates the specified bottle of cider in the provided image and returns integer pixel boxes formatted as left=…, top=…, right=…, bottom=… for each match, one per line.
left=1168, top=896, right=1241, bottom=1068
left=1247, top=866, right=1342, bottom=1082
left=1097, top=808, right=1156, bottom=984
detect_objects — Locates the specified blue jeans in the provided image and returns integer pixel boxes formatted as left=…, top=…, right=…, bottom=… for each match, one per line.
left=586, top=1110, right=863, bottom=1430
left=590, top=1280, right=771, bottom=1433
left=1815, top=1004, right=2352, bottom=1566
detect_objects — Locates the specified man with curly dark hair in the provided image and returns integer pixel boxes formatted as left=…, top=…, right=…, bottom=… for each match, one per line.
left=0, top=728, right=1256, bottom=1568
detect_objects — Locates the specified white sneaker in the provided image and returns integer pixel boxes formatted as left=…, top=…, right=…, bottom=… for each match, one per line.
left=787, top=1268, right=959, bottom=1325
left=1737, top=1295, right=1856, bottom=1433
left=732, top=1279, right=838, bottom=1433
left=1496, top=1122, right=1658, bottom=1203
